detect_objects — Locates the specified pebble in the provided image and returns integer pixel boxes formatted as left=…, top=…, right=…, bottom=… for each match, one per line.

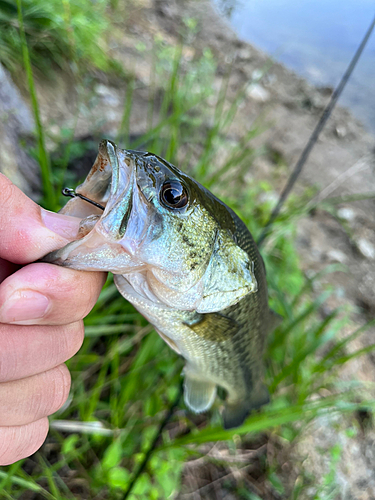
left=259, top=191, right=278, bottom=204
left=357, top=238, right=375, bottom=260
left=326, top=249, right=347, bottom=263
left=49, top=124, right=61, bottom=137
left=237, top=47, right=252, bottom=60
left=252, top=68, right=263, bottom=81
left=95, top=84, right=121, bottom=106
left=247, top=83, right=270, bottom=102
left=337, top=207, right=356, bottom=221
left=336, top=125, right=347, bottom=138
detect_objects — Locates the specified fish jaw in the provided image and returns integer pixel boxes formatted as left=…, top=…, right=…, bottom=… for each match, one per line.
left=43, top=140, right=144, bottom=272
left=59, top=140, right=115, bottom=218
left=42, top=224, right=145, bottom=273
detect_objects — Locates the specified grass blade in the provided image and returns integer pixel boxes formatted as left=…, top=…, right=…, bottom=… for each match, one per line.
left=16, top=0, right=54, bottom=209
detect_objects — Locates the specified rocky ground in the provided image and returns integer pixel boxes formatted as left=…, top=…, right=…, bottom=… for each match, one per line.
left=1, top=0, right=375, bottom=498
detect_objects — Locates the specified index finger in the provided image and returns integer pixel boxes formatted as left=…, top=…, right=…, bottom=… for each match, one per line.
left=0, top=174, right=81, bottom=264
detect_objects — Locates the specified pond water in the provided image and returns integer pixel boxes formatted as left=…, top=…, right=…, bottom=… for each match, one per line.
left=214, top=0, right=375, bottom=133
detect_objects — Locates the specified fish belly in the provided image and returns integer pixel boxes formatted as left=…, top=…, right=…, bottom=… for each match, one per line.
left=114, top=274, right=268, bottom=428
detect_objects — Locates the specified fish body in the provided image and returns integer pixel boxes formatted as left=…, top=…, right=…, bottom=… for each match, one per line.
left=45, top=140, right=279, bottom=428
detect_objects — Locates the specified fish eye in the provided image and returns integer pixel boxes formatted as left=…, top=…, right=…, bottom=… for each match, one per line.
left=160, top=180, right=189, bottom=209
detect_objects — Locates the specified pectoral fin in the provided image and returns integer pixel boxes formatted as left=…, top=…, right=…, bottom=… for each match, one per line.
left=222, top=384, right=270, bottom=429
left=183, top=373, right=217, bottom=413
left=156, top=329, right=181, bottom=354
left=185, top=312, right=239, bottom=342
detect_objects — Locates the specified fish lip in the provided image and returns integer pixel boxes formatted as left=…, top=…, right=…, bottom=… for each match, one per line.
left=75, top=140, right=136, bottom=239
left=73, top=139, right=132, bottom=214
left=97, top=144, right=136, bottom=240
left=98, top=139, right=121, bottom=198
left=42, top=140, right=138, bottom=268
left=42, top=225, right=142, bottom=273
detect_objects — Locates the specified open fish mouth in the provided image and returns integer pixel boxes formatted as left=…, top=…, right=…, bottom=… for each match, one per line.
left=59, top=140, right=117, bottom=218
left=43, top=140, right=142, bottom=273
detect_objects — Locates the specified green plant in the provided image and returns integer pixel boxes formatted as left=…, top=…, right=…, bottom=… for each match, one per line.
left=1, top=0, right=115, bottom=75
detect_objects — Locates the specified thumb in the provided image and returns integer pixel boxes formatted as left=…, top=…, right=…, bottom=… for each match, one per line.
left=0, top=174, right=81, bottom=264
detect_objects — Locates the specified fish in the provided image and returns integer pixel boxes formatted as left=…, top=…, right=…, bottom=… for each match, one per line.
left=44, top=139, right=281, bottom=429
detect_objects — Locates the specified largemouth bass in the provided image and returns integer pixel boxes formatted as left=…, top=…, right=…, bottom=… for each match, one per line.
left=44, top=140, right=280, bottom=429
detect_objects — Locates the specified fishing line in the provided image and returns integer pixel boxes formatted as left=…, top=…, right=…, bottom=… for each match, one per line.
left=61, top=16, right=374, bottom=499
left=118, top=15, right=375, bottom=500
left=257, top=14, right=375, bottom=247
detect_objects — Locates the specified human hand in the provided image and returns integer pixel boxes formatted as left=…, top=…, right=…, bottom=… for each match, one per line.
left=0, top=174, right=106, bottom=465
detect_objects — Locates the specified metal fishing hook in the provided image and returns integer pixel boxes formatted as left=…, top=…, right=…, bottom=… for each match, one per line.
left=62, top=187, right=105, bottom=211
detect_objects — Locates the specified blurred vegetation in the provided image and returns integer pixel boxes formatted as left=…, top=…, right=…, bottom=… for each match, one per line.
left=0, top=0, right=116, bottom=74
left=2, top=1, right=375, bottom=499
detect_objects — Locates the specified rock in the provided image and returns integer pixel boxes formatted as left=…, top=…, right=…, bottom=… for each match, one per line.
left=336, top=125, right=347, bottom=138
left=237, top=47, right=252, bottom=60
left=0, top=64, right=40, bottom=199
left=0, top=65, right=34, bottom=135
left=357, top=238, right=375, bottom=260
left=95, top=84, right=121, bottom=107
left=246, top=83, right=270, bottom=102
left=252, top=69, right=263, bottom=81
left=258, top=190, right=279, bottom=205
left=326, top=249, right=347, bottom=264
left=337, top=207, right=356, bottom=222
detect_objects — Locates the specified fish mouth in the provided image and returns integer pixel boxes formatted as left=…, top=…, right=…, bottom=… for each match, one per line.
left=43, top=140, right=141, bottom=273
left=58, top=140, right=116, bottom=219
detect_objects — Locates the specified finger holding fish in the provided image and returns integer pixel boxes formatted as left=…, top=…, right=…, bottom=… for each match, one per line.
left=0, top=173, right=107, bottom=465
left=0, top=364, right=71, bottom=427
left=0, top=262, right=106, bottom=325
left=0, top=173, right=82, bottom=263
left=0, top=322, right=84, bottom=382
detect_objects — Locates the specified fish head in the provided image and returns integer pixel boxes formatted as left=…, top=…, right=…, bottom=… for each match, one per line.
left=44, top=140, right=257, bottom=312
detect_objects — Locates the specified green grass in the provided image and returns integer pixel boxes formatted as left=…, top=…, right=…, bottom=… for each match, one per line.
left=16, top=0, right=53, bottom=208
left=3, top=3, right=375, bottom=499
left=1, top=0, right=117, bottom=76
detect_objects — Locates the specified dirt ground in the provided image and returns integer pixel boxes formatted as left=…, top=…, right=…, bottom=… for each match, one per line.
left=3, top=0, right=375, bottom=498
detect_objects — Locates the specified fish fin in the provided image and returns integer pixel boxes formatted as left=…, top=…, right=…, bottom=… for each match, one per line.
left=269, top=309, right=283, bottom=331
left=222, top=385, right=270, bottom=429
left=155, top=328, right=181, bottom=354
left=183, top=373, right=217, bottom=413
left=185, top=313, right=239, bottom=342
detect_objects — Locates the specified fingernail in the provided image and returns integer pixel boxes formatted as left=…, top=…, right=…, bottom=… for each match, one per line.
left=41, top=209, right=81, bottom=240
left=0, top=290, right=50, bottom=324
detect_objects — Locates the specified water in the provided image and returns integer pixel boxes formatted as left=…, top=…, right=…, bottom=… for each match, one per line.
left=214, top=0, right=375, bottom=132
